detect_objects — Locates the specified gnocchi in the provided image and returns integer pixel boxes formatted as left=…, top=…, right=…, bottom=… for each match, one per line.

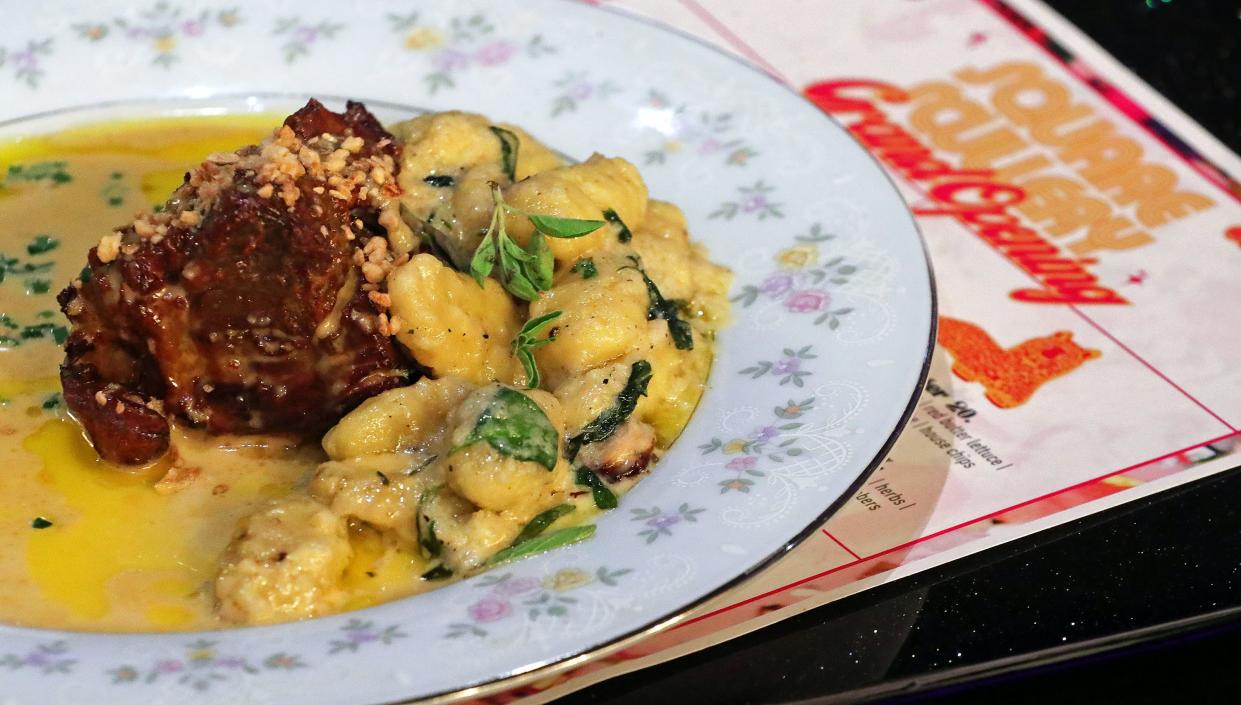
left=214, top=109, right=728, bottom=624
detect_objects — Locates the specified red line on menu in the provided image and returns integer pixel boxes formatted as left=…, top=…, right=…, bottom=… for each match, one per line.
left=820, top=530, right=862, bottom=561
left=1064, top=306, right=1237, bottom=432
left=681, top=431, right=1240, bottom=629
left=677, top=0, right=792, bottom=84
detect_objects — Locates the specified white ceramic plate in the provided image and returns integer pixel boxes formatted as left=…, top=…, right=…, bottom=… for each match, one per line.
left=0, top=2, right=934, bottom=703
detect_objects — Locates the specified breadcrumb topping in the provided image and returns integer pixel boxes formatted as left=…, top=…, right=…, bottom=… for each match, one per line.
left=89, top=116, right=407, bottom=334
left=94, top=121, right=400, bottom=263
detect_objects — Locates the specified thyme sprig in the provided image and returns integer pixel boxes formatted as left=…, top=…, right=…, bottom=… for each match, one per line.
left=469, top=187, right=604, bottom=301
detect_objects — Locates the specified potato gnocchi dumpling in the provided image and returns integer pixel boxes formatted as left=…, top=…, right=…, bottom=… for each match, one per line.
left=503, top=154, right=648, bottom=263
left=310, top=454, right=428, bottom=544
left=394, top=112, right=563, bottom=259
left=214, top=109, right=729, bottom=625
left=321, top=376, right=474, bottom=460
left=388, top=254, right=522, bottom=386
left=528, top=265, right=652, bottom=388
left=215, top=497, right=353, bottom=624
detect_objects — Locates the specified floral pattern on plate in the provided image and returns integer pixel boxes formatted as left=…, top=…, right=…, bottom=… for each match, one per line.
left=0, top=39, right=53, bottom=88
left=445, top=566, right=631, bottom=638
left=108, top=639, right=304, bottom=691
left=732, top=224, right=861, bottom=330
left=387, top=11, right=555, bottom=94
left=272, top=18, right=344, bottom=63
left=642, top=90, right=758, bottom=167
left=74, top=3, right=241, bottom=68
left=1, top=641, right=76, bottom=675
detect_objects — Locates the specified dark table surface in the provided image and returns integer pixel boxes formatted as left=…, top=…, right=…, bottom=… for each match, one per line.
left=563, top=1, right=1241, bottom=703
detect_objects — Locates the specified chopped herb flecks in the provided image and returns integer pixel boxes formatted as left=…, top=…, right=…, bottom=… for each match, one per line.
left=31, top=517, right=53, bottom=529
left=423, top=174, right=455, bottom=188
left=1, top=161, right=71, bottom=188
left=101, top=171, right=126, bottom=207
left=407, top=454, right=438, bottom=476
left=26, top=235, right=59, bottom=255
left=1, top=252, right=55, bottom=286
left=421, top=564, right=453, bottom=580
left=41, top=393, right=63, bottom=411
left=571, top=258, right=598, bottom=279
left=603, top=208, right=632, bottom=243
left=0, top=312, right=67, bottom=348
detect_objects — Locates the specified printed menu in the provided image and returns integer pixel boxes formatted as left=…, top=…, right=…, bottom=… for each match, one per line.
left=466, top=0, right=1241, bottom=701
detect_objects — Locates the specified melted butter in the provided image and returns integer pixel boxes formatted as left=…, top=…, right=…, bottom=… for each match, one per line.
left=22, top=420, right=175, bottom=620
left=340, top=521, right=428, bottom=611
left=0, top=377, right=59, bottom=399
left=15, top=419, right=316, bottom=630
left=0, top=115, right=319, bottom=632
left=0, top=114, right=278, bottom=177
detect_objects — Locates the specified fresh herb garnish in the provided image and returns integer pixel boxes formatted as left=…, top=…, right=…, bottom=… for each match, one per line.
left=602, top=209, right=632, bottom=243
left=575, top=467, right=618, bottom=509
left=421, top=564, right=454, bottom=580
left=488, top=525, right=596, bottom=566
left=526, top=213, right=607, bottom=238
left=485, top=503, right=579, bottom=566
left=455, top=387, right=559, bottom=470
left=26, top=235, right=59, bottom=255
left=376, top=470, right=390, bottom=485
left=31, top=517, right=53, bottom=529
left=622, top=258, right=694, bottom=350
left=513, top=311, right=561, bottom=389
left=565, top=360, right=653, bottom=461
left=469, top=187, right=604, bottom=301
left=511, top=503, right=575, bottom=546
left=423, top=174, right=455, bottom=188
left=571, top=258, right=597, bottom=279
left=490, top=126, right=520, bottom=181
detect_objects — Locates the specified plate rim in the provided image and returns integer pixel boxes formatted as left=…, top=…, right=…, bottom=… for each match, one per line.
left=0, top=2, right=938, bottom=702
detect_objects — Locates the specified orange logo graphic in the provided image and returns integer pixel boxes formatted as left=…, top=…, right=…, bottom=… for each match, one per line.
left=938, top=316, right=1100, bottom=408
